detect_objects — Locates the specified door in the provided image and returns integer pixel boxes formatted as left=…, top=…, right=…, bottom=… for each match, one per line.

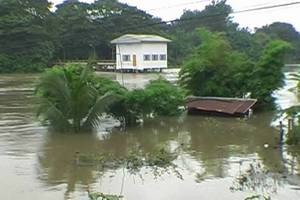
left=133, top=54, right=137, bottom=67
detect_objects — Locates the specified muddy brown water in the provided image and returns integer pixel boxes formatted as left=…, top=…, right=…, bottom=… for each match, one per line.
left=0, top=71, right=300, bottom=200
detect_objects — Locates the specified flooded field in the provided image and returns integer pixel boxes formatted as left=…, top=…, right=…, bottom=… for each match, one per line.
left=0, top=71, right=300, bottom=200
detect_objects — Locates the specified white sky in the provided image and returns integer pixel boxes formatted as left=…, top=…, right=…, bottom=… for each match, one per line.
left=50, top=0, right=300, bottom=32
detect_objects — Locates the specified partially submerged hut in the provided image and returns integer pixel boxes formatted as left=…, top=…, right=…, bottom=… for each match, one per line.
left=186, top=96, right=257, bottom=117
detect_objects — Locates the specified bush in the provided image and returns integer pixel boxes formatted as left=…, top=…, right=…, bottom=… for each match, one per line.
left=108, top=78, right=185, bottom=126
left=145, top=78, right=185, bottom=116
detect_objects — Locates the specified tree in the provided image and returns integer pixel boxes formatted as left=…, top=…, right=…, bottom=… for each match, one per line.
left=174, top=0, right=232, bottom=32
left=168, top=29, right=201, bottom=66
left=54, top=0, right=166, bottom=61
left=36, top=64, right=115, bottom=133
left=54, top=1, right=98, bottom=60
left=226, top=24, right=266, bottom=60
left=168, top=0, right=233, bottom=65
left=255, top=22, right=300, bottom=63
left=249, top=40, right=292, bottom=103
left=0, top=0, right=55, bottom=72
left=179, top=28, right=253, bottom=97
left=179, top=28, right=291, bottom=105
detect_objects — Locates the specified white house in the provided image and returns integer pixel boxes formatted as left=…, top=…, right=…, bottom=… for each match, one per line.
left=111, top=34, right=171, bottom=72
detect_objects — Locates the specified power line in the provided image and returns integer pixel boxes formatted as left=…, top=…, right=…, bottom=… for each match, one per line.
left=237, top=0, right=278, bottom=10
left=145, top=0, right=211, bottom=12
left=3, top=1, right=300, bottom=51
left=119, top=1, right=300, bottom=32
left=233, top=1, right=300, bottom=15
left=91, top=0, right=211, bottom=24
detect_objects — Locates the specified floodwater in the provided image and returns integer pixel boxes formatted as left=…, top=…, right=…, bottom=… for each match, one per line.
left=0, top=70, right=300, bottom=200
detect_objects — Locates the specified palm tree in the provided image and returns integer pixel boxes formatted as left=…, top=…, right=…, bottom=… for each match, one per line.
left=36, top=65, right=114, bottom=133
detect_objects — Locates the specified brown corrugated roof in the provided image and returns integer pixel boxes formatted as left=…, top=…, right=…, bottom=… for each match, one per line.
left=186, top=97, right=257, bottom=115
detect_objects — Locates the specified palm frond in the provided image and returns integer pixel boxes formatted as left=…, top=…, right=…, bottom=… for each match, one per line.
left=36, top=71, right=72, bottom=113
left=37, top=98, right=71, bottom=131
left=83, top=93, right=116, bottom=129
left=36, top=65, right=119, bottom=133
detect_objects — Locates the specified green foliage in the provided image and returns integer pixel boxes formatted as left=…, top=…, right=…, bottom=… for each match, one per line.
left=174, top=0, right=232, bottom=32
left=147, top=148, right=177, bottom=167
left=1, top=0, right=299, bottom=72
left=88, top=192, right=123, bottom=200
left=179, top=28, right=254, bottom=97
left=0, top=0, right=55, bottom=72
left=108, top=78, right=185, bottom=126
left=179, top=28, right=291, bottom=104
left=78, top=146, right=179, bottom=175
left=145, top=78, right=185, bottom=116
left=92, top=76, right=128, bottom=97
left=256, top=22, right=300, bottom=63
left=54, top=0, right=165, bottom=60
left=226, top=26, right=266, bottom=60
left=249, top=40, right=292, bottom=103
left=168, top=30, right=201, bottom=66
left=108, top=88, right=148, bottom=126
left=169, top=0, right=233, bottom=65
left=36, top=64, right=115, bottom=133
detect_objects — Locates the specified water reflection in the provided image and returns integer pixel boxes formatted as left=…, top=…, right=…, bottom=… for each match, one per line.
left=37, top=112, right=299, bottom=199
left=1, top=72, right=300, bottom=200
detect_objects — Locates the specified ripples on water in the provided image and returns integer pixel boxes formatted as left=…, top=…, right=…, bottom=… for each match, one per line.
left=0, top=72, right=300, bottom=200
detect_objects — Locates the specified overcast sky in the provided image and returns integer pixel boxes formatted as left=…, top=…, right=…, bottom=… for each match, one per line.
left=50, top=0, right=300, bottom=32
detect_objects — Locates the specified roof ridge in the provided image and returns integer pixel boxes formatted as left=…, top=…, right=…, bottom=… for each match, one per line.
left=111, top=34, right=171, bottom=44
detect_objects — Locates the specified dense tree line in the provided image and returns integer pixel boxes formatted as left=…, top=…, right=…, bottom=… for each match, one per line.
left=0, top=0, right=165, bottom=72
left=1, top=0, right=299, bottom=72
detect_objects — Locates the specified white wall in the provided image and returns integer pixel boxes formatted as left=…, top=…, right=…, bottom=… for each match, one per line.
left=141, top=43, right=168, bottom=69
left=115, top=42, right=168, bottom=70
left=116, top=43, right=141, bottom=69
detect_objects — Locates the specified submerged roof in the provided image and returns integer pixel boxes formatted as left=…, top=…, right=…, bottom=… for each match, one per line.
left=111, top=34, right=171, bottom=44
left=186, top=97, right=257, bottom=115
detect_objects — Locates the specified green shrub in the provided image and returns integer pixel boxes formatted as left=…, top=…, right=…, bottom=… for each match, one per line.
left=145, top=78, right=185, bottom=116
left=107, top=78, right=185, bottom=126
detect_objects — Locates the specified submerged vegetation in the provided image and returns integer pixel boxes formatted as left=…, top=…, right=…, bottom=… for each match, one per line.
left=109, top=78, right=185, bottom=126
left=231, top=162, right=280, bottom=200
left=77, top=143, right=183, bottom=199
left=88, top=192, right=123, bottom=200
left=36, top=65, right=116, bottom=133
left=84, top=145, right=181, bottom=200
left=36, top=64, right=185, bottom=132
left=77, top=146, right=179, bottom=176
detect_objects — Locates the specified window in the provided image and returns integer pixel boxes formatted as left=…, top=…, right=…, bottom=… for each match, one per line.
left=122, top=55, right=131, bottom=62
left=160, top=54, right=166, bottom=61
left=144, top=54, right=151, bottom=61
left=152, top=54, right=159, bottom=61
